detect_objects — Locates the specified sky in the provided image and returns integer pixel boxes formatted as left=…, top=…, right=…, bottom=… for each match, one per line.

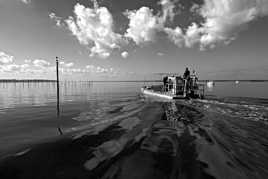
left=0, top=0, right=268, bottom=80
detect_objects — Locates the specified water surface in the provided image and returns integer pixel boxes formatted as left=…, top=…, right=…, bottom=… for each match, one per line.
left=0, top=81, right=267, bottom=179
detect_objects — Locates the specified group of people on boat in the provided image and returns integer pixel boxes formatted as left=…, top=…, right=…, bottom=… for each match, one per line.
left=183, top=67, right=198, bottom=81
left=162, top=67, right=199, bottom=95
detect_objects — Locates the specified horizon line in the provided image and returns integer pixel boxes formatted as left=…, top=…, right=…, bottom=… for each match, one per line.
left=0, top=79, right=268, bottom=83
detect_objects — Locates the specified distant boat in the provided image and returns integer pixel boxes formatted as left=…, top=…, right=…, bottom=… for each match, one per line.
left=235, top=80, right=239, bottom=84
left=207, top=81, right=215, bottom=88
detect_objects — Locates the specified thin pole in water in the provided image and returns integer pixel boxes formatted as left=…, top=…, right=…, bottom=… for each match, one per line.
left=56, top=57, right=63, bottom=135
left=56, top=57, right=60, bottom=117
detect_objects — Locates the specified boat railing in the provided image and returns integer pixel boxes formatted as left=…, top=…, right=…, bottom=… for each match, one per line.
left=162, top=79, right=205, bottom=96
left=162, top=81, right=186, bottom=94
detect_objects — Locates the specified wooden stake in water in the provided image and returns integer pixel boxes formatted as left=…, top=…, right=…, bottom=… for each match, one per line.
left=56, top=57, right=63, bottom=135
left=56, top=57, right=60, bottom=117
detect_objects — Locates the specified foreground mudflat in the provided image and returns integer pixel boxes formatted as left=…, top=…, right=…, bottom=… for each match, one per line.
left=0, top=100, right=267, bottom=179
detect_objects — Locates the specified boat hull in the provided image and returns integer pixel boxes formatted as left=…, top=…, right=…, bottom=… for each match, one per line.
left=141, top=88, right=186, bottom=100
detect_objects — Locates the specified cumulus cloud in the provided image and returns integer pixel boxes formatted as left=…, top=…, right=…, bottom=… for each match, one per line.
left=164, top=26, right=185, bottom=47
left=0, top=51, right=13, bottom=64
left=0, top=64, right=20, bottom=73
left=85, top=65, right=115, bottom=73
left=121, top=51, right=129, bottom=58
left=166, top=0, right=268, bottom=50
left=197, top=0, right=268, bottom=49
left=64, top=3, right=124, bottom=58
left=124, top=0, right=179, bottom=45
left=2, top=59, right=54, bottom=74
left=49, top=0, right=182, bottom=55
left=0, top=52, right=119, bottom=78
left=59, top=61, right=74, bottom=68
left=49, top=0, right=268, bottom=52
left=159, top=0, right=178, bottom=23
left=124, top=7, right=161, bottom=44
left=184, top=23, right=203, bottom=48
left=33, top=59, right=51, bottom=67
left=0, top=54, right=117, bottom=77
left=65, top=62, right=74, bottom=68
left=0, top=61, right=52, bottom=74
left=49, top=13, right=62, bottom=27
left=165, top=23, right=206, bottom=48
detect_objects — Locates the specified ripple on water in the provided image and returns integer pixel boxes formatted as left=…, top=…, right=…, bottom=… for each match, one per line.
left=196, top=98, right=268, bottom=123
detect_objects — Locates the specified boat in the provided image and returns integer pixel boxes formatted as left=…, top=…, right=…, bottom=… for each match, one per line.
left=206, top=81, right=215, bottom=88
left=141, top=74, right=205, bottom=100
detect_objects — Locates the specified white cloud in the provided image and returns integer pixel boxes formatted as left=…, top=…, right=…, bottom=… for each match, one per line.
left=164, top=26, right=185, bottom=47
left=164, top=0, right=268, bottom=50
left=0, top=64, right=20, bottom=73
left=197, top=0, right=268, bottom=49
left=184, top=23, right=203, bottom=48
left=0, top=55, right=111, bottom=77
left=0, top=56, right=120, bottom=78
left=59, top=61, right=74, bottom=68
left=64, top=3, right=124, bottom=58
left=48, top=0, right=268, bottom=53
left=0, top=59, right=58, bottom=75
left=124, top=7, right=160, bottom=44
left=85, top=64, right=115, bottom=74
left=33, top=59, right=51, bottom=67
left=124, top=1, right=179, bottom=45
left=49, top=13, right=62, bottom=27
left=0, top=51, right=13, bottom=64
left=20, top=0, right=31, bottom=4
left=158, top=0, right=178, bottom=23
left=121, top=51, right=129, bottom=58
left=65, top=62, right=74, bottom=68
left=124, top=0, right=181, bottom=45
left=1, top=63, right=33, bottom=74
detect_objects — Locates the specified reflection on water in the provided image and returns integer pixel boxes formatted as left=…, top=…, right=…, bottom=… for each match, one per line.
left=0, top=81, right=268, bottom=110
left=0, top=82, right=56, bottom=109
left=0, top=81, right=146, bottom=154
left=0, top=81, right=268, bottom=178
left=0, top=81, right=144, bottom=110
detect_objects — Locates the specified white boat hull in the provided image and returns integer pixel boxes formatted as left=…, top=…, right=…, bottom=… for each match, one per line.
left=141, top=88, right=186, bottom=100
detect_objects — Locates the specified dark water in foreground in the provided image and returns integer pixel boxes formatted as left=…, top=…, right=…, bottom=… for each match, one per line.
left=0, top=81, right=267, bottom=179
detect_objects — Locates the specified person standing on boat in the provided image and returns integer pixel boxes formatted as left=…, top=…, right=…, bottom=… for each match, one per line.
left=190, top=70, right=198, bottom=95
left=163, top=76, right=168, bottom=92
left=192, top=70, right=198, bottom=80
left=191, top=70, right=198, bottom=87
left=183, top=67, right=190, bottom=80
left=183, top=67, right=190, bottom=97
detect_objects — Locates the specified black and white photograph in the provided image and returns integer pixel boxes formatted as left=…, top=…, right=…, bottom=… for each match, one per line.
left=0, top=0, right=268, bottom=178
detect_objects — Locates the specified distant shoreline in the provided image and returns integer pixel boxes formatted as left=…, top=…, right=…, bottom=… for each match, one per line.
left=0, top=79, right=268, bottom=83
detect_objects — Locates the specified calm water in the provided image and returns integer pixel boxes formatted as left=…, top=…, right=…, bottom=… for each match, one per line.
left=0, top=81, right=268, bottom=178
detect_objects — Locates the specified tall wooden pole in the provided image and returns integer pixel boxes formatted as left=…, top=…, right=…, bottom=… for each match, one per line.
left=56, top=57, right=63, bottom=135
left=56, top=57, right=60, bottom=117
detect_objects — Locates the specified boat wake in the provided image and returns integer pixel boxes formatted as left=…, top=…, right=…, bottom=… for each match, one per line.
left=0, top=96, right=268, bottom=179
left=71, top=98, right=268, bottom=178
left=195, top=98, right=268, bottom=122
